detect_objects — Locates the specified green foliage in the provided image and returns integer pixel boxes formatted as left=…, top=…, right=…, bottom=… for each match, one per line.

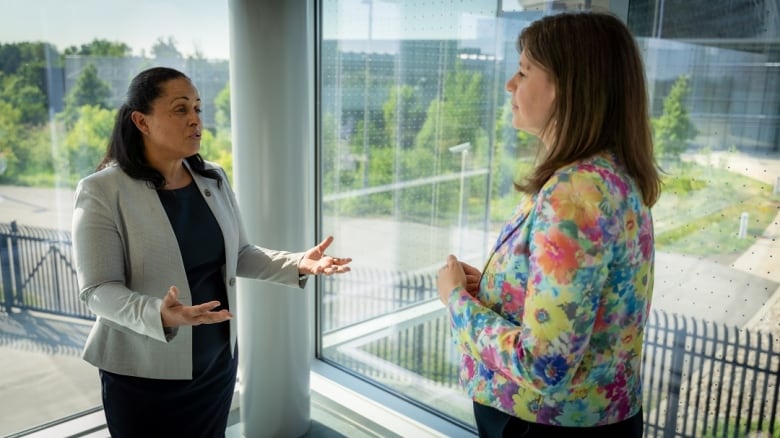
left=652, top=75, right=698, bottom=162
left=662, top=175, right=708, bottom=195
left=151, top=36, right=183, bottom=59
left=199, top=128, right=233, bottom=182
left=414, top=64, right=484, bottom=154
left=321, top=112, right=343, bottom=193
left=653, top=163, right=777, bottom=259
left=58, top=105, right=115, bottom=184
left=382, top=84, right=425, bottom=149
left=492, top=99, right=539, bottom=197
left=0, top=40, right=238, bottom=189
left=207, top=81, right=234, bottom=181
left=0, top=73, right=48, bottom=125
left=0, top=43, right=25, bottom=73
left=62, top=39, right=131, bottom=57
left=61, top=63, right=112, bottom=129
left=0, top=100, right=23, bottom=181
left=0, top=42, right=61, bottom=75
left=69, top=63, right=111, bottom=108
left=0, top=42, right=61, bottom=114
left=15, top=125, right=57, bottom=183
left=214, top=82, right=231, bottom=138
left=700, top=417, right=780, bottom=438
left=486, top=98, right=541, bottom=224
left=396, top=148, right=454, bottom=222
left=349, top=114, right=387, bottom=155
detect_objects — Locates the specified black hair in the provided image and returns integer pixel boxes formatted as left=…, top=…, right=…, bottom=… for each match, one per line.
left=97, top=66, right=222, bottom=189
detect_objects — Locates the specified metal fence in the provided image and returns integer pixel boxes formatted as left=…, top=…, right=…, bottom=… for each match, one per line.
left=642, top=311, right=779, bottom=437
left=0, top=222, right=85, bottom=318
left=321, top=270, right=780, bottom=437
left=1, top=223, right=778, bottom=436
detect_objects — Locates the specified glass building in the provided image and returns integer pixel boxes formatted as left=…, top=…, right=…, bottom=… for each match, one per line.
left=1, top=0, right=778, bottom=436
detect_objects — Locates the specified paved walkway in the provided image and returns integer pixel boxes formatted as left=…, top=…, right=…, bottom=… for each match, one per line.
left=0, top=310, right=99, bottom=437
left=685, top=150, right=780, bottom=338
left=737, top=210, right=780, bottom=337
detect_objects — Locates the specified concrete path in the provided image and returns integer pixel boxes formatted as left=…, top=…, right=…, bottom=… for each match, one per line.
left=683, top=149, right=780, bottom=337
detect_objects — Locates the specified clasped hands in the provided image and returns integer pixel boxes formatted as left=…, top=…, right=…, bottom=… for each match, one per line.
left=436, top=254, right=481, bottom=305
left=161, top=235, right=351, bottom=328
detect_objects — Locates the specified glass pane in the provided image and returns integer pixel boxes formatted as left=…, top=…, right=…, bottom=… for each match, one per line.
left=0, top=2, right=230, bottom=435
left=629, top=1, right=780, bottom=436
left=320, top=0, right=552, bottom=427
left=320, top=0, right=780, bottom=433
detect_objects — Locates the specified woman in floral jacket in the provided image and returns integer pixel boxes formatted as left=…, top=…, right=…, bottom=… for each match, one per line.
left=437, top=12, right=661, bottom=438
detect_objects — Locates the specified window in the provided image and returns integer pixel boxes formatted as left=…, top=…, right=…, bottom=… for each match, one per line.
left=0, top=2, right=230, bottom=435
left=319, top=0, right=780, bottom=434
left=0, top=1, right=778, bottom=436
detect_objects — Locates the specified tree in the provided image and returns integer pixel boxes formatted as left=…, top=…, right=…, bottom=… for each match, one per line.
left=61, top=63, right=112, bottom=128
left=62, top=39, right=131, bottom=57
left=382, top=85, right=425, bottom=149
left=0, top=100, right=23, bottom=182
left=0, top=43, right=22, bottom=73
left=214, top=82, right=231, bottom=138
left=199, top=129, right=233, bottom=182
left=493, top=99, right=538, bottom=198
left=0, top=42, right=61, bottom=112
left=0, top=73, right=48, bottom=125
left=59, top=105, right=115, bottom=183
left=414, top=65, right=484, bottom=154
left=0, top=42, right=60, bottom=77
left=152, top=37, right=183, bottom=59
left=652, top=74, right=698, bottom=162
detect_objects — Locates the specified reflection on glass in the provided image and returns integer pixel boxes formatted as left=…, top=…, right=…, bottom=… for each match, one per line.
left=0, top=2, right=230, bottom=435
left=0, top=0, right=777, bottom=435
left=320, top=0, right=779, bottom=434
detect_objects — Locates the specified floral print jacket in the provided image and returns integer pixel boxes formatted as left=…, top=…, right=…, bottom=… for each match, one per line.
left=446, top=152, right=654, bottom=426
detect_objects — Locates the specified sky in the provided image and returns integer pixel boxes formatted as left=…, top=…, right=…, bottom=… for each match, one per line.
left=1, top=0, right=522, bottom=60
left=1, top=0, right=231, bottom=59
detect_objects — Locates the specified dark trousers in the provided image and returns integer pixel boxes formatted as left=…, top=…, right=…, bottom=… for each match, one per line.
left=100, top=347, right=238, bottom=438
left=473, top=402, right=644, bottom=438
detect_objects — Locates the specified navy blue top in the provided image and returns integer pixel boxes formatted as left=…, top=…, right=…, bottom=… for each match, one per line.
left=158, top=181, right=229, bottom=376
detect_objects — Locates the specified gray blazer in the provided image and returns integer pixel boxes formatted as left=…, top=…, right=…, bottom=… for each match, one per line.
left=72, top=160, right=304, bottom=379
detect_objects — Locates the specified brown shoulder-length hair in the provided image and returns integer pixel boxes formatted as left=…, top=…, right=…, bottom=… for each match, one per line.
left=515, top=12, right=661, bottom=207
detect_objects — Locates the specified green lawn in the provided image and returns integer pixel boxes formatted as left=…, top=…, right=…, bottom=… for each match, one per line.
left=653, top=163, right=779, bottom=259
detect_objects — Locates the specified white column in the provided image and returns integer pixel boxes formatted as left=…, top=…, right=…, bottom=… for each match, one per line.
left=227, top=1, right=314, bottom=437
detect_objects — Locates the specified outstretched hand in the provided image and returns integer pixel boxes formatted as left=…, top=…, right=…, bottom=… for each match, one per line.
left=160, top=285, right=233, bottom=328
left=298, top=235, right=352, bottom=276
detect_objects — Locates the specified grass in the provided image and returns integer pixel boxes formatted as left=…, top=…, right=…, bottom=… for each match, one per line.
left=486, top=160, right=780, bottom=261
left=653, top=163, right=779, bottom=259
left=700, top=418, right=780, bottom=438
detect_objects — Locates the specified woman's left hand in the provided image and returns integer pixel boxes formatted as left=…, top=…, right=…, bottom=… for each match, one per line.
left=299, top=235, right=352, bottom=276
left=437, top=254, right=468, bottom=305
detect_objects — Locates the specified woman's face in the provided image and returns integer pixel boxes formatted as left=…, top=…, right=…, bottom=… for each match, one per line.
left=131, top=77, right=202, bottom=164
left=505, top=50, right=556, bottom=143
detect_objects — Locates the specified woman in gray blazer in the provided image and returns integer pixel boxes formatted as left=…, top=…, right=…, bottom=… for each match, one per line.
left=71, top=66, right=351, bottom=438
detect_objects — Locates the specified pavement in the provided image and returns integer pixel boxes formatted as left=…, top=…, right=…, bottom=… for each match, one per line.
left=682, top=150, right=780, bottom=338
left=0, top=310, right=99, bottom=437
left=0, top=149, right=778, bottom=436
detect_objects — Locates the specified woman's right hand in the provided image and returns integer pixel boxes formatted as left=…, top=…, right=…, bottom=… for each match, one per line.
left=160, top=285, right=233, bottom=328
left=460, top=261, right=482, bottom=297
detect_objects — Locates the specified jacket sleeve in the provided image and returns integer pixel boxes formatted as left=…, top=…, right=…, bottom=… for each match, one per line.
left=219, top=169, right=304, bottom=287
left=72, top=178, right=169, bottom=343
left=447, top=170, right=614, bottom=394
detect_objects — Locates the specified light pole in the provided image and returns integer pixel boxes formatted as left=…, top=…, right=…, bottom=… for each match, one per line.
left=449, top=142, right=471, bottom=254
left=361, top=0, right=373, bottom=188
